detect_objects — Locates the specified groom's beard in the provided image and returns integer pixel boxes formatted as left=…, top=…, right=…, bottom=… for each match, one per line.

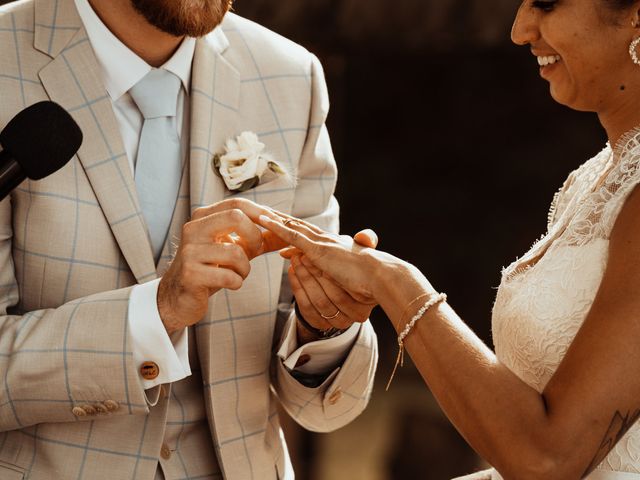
left=131, top=0, right=232, bottom=38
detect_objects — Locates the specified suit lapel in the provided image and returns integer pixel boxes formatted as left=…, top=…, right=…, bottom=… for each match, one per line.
left=188, top=31, right=240, bottom=212
left=35, top=0, right=156, bottom=283
left=190, top=27, right=240, bottom=380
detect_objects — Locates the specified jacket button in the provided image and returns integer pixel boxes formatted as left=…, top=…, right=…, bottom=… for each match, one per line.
left=160, top=444, right=171, bottom=460
left=328, top=389, right=342, bottom=405
left=81, top=404, right=97, bottom=415
left=104, top=400, right=119, bottom=412
left=140, top=361, right=160, bottom=380
left=94, top=403, right=109, bottom=414
left=72, top=406, right=87, bottom=417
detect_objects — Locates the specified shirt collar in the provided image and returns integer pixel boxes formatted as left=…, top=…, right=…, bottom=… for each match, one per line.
left=74, top=0, right=196, bottom=101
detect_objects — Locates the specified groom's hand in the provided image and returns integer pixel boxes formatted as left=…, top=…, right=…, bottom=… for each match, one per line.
left=158, top=199, right=285, bottom=334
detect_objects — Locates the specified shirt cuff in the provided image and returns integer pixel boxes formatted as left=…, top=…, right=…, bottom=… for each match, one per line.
left=129, top=279, right=191, bottom=390
left=277, top=309, right=360, bottom=375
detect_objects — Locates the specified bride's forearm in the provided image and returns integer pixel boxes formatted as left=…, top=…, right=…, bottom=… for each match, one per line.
left=375, top=263, right=564, bottom=478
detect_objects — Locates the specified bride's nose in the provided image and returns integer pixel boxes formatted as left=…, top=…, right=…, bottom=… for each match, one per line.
left=511, top=3, right=541, bottom=46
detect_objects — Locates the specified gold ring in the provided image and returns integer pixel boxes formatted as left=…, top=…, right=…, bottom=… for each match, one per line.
left=283, top=219, right=293, bottom=227
left=320, top=310, right=340, bottom=320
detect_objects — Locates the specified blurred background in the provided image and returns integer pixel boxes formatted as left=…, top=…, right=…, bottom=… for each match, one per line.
left=0, top=0, right=606, bottom=478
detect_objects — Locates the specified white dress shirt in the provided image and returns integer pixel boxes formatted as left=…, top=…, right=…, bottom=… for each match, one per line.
left=74, top=0, right=359, bottom=391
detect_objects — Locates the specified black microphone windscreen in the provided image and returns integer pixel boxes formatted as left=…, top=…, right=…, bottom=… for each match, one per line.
left=0, top=101, right=83, bottom=180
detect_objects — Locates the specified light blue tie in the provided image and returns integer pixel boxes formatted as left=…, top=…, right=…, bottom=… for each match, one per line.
left=130, top=69, right=182, bottom=262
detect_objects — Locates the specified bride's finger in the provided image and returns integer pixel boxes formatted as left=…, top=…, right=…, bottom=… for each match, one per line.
left=299, top=255, right=324, bottom=277
left=283, top=219, right=325, bottom=241
left=268, top=210, right=326, bottom=236
left=305, top=268, right=369, bottom=322
left=300, top=255, right=377, bottom=308
left=288, top=266, right=334, bottom=331
left=259, top=231, right=290, bottom=255
left=299, top=256, right=377, bottom=306
left=259, top=215, right=317, bottom=252
left=292, top=257, right=352, bottom=330
left=280, top=246, right=302, bottom=259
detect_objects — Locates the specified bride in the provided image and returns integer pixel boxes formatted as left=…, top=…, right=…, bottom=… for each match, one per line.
left=251, top=0, right=640, bottom=478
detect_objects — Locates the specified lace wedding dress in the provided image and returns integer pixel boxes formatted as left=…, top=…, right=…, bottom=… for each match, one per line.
left=489, top=129, right=640, bottom=480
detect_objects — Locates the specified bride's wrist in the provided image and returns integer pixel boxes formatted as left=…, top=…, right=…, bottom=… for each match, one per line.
left=372, top=258, right=436, bottom=331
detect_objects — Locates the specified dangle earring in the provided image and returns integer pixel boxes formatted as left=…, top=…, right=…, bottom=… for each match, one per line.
left=629, top=36, right=640, bottom=66
left=631, top=19, right=640, bottom=66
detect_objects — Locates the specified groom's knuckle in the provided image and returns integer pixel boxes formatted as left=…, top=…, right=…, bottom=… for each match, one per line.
left=227, top=208, right=245, bottom=223
left=182, top=221, right=197, bottom=238
left=192, top=206, right=207, bottom=219
left=227, top=198, right=243, bottom=210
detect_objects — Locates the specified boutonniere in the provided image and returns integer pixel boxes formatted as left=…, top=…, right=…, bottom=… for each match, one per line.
left=212, top=131, right=289, bottom=193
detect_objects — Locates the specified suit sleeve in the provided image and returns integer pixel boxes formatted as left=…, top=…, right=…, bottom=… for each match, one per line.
left=271, top=53, right=379, bottom=433
left=0, top=198, right=150, bottom=432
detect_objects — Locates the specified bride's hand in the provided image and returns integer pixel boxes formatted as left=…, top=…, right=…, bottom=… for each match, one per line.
left=259, top=214, right=393, bottom=304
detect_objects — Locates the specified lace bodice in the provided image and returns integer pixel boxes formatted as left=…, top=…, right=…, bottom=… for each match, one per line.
left=492, top=129, right=640, bottom=474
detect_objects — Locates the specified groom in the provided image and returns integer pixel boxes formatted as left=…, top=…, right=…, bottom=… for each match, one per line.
left=0, top=0, right=377, bottom=479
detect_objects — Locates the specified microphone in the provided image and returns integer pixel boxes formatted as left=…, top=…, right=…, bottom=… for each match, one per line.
left=0, top=101, right=83, bottom=201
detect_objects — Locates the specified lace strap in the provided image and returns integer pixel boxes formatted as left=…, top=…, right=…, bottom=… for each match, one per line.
left=547, top=148, right=611, bottom=231
left=600, top=141, right=640, bottom=234
left=560, top=134, right=640, bottom=247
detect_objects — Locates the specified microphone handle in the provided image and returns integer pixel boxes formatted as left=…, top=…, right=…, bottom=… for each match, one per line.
left=0, top=150, right=25, bottom=202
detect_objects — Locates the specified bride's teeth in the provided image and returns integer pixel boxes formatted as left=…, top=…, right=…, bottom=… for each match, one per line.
left=537, top=55, right=561, bottom=66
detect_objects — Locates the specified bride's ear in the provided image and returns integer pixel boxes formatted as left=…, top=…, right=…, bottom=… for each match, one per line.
left=631, top=4, right=640, bottom=28
left=354, top=229, right=378, bottom=249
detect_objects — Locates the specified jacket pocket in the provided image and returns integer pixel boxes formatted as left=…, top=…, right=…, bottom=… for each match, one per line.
left=0, top=460, right=24, bottom=479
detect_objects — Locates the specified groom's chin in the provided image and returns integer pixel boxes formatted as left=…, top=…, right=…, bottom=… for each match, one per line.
left=130, top=0, right=232, bottom=38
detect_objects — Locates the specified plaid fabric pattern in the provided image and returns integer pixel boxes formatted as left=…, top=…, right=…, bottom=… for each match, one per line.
left=0, top=1, right=378, bottom=479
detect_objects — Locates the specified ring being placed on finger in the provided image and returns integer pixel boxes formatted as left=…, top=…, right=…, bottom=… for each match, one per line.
left=320, top=309, right=340, bottom=320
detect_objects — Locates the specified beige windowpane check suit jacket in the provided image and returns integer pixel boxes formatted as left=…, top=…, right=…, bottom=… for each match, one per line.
left=0, top=0, right=378, bottom=478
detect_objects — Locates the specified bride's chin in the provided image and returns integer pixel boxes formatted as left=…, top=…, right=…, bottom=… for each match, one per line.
left=548, top=84, right=589, bottom=112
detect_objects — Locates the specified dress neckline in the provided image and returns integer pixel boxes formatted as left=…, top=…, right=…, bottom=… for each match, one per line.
left=503, top=147, right=614, bottom=281
left=502, top=125, right=640, bottom=282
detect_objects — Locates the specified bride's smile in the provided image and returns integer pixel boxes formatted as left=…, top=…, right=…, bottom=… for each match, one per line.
left=512, top=0, right=640, bottom=132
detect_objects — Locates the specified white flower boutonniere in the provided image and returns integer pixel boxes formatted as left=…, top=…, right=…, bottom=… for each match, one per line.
left=213, top=131, right=289, bottom=193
